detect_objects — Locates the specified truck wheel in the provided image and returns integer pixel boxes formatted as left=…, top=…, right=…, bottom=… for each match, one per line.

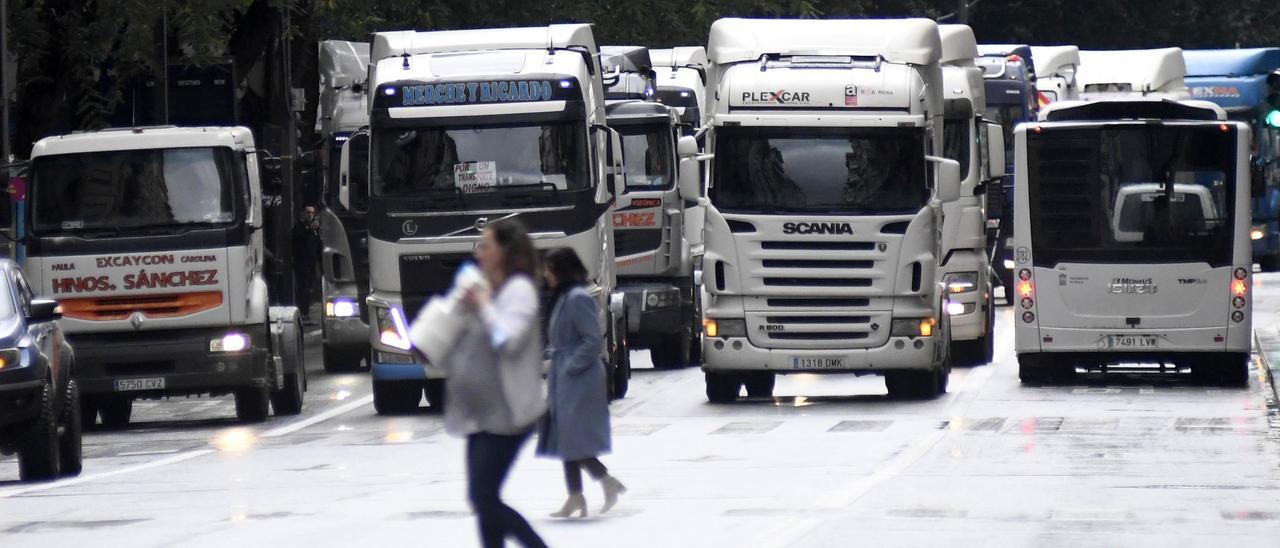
left=743, top=372, right=775, bottom=398
left=98, top=396, right=132, bottom=429
left=373, top=381, right=421, bottom=415
left=322, top=344, right=366, bottom=373
left=234, top=387, right=271, bottom=423
left=271, top=318, right=306, bottom=416
left=651, top=333, right=691, bottom=369
left=884, top=371, right=937, bottom=400
left=424, top=379, right=446, bottom=412
left=705, top=372, right=742, bottom=403
left=80, top=398, right=99, bottom=429
left=18, top=383, right=61, bottom=481
left=59, top=380, right=84, bottom=476
left=607, top=316, right=630, bottom=400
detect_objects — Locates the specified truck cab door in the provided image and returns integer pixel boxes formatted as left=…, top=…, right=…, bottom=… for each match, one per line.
left=338, top=131, right=369, bottom=211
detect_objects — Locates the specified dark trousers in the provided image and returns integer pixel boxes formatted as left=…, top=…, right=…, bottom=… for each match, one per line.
left=466, top=431, right=548, bottom=548
left=563, top=458, right=609, bottom=494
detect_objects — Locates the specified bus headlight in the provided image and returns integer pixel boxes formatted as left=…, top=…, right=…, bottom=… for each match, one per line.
left=703, top=318, right=746, bottom=338
left=943, top=272, right=978, bottom=294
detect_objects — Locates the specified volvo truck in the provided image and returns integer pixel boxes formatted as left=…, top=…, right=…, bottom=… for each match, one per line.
left=692, top=18, right=961, bottom=402
left=354, top=24, right=631, bottom=414
left=25, top=126, right=307, bottom=426
left=977, top=44, right=1037, bottom=295
left=1013, top=98, right=1251, bottom=386
left=940, top=24, right=1006, bottom=365
left=601, top=48, right=699, bottom=368
left=316, top=40, right=373, bottom=372
left=1183, top=48, right=1280, bottom=270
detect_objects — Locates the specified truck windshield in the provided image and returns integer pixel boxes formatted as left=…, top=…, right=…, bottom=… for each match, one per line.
left=619, top=124, right=675, bottom=190
left=31, top=147, right=241, bottom=235
left=1027, top=124, right=1237, bottom=267
left=372, top=122, right=589, bottom=198
left=710, top=126, right=927, bottom=214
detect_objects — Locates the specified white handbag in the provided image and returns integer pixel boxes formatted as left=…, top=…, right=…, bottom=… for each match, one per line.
left=407, top=263, right=489, bottom=366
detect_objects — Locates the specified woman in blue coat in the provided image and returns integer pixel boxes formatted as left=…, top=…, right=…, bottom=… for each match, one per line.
left=537, top=248, right=627, bottom=518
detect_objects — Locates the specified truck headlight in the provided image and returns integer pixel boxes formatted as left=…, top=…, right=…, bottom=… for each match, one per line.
left=375, top=305, right=411, bottom=350
left=0, top=349, right=23, bottom=370
left=210, top=332, right=250, bottom=353
left=703, top=318, right=746, bottom=338
left=643, top=289, right=681, bottom=310
left=326, top=298, right=358, bottom=318
left=891, top=318, right=935, bottom=338
left=1251, top=226, right=1266, bottom=241
left=943, top=272, right=978, bottom=294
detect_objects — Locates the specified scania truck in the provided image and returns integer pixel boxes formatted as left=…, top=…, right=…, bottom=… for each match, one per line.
left=692, top=18, right=961, bottom=402
left=316, top=40, right=373, bottom=372
left=353, top=24, right=630, bottom=413
left=601, top=48, right=700, bottom=368
left=939, top=24, right=1006, bottom=365
left=1183, top=48, right=1280, bottom=270
left=1013, top=98, right=1251, bottom=386
left=25, top=126, right=306, bottom=426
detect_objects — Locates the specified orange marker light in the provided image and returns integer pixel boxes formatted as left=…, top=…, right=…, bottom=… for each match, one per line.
left=919, top=318, right=936, bottom=337
left=1017, top=281, right=1034, bottom=298
left=703, top=319, right=719, bottom=338
left=1232, top=280, right=1248, bottom=297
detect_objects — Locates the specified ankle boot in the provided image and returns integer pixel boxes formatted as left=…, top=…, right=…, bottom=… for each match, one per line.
left=550, top=493, right=587, bottom=519
left=600, top=476, right=628, bottom=514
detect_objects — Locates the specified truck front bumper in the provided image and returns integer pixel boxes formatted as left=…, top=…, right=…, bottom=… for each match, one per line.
left=946, top=291, right=985, bottom=341
left=69, top=326, right=270, bottom=397
left=702, top=335, right=940, bottom=374
left=323, top=314, right=370, bottom=350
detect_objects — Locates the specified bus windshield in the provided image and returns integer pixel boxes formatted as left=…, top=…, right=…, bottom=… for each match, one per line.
left=710, top=126, right=927, bottom=214
left=1026, top=124, right=1238, bottom=267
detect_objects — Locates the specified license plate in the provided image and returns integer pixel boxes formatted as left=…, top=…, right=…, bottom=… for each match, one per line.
left=792, top=356, right=847, bottom=369
left=114, top=377, right=165, bottom=392
left=1104, top=335, right=1158, bottom=350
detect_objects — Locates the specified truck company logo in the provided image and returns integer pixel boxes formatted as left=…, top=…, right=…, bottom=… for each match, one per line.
left=400, top=80, right=554, bottom=107
left=1191, top=86, right=1241, bottom=99
left=613, top=211, right=656, bottom=228
left=741, top=89, right=811, bottom=105
left=759, top=324, right=784, bottom=332
left=782, top=222, right=854, bottom=235
left=1107, top=277, right=1158, bottom=294
left=1178, top=277, right=1207, bottom=285
left=402, top=220, right=419, bottom=236
left=53, top=270, right=219, bottom=294
left=844, top=85, right=859, bottom=107
left=626, top=198, right=662, bottom=209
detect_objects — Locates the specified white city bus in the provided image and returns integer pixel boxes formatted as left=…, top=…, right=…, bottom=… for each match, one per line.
left=1013, top=98, right=1252, bottom=385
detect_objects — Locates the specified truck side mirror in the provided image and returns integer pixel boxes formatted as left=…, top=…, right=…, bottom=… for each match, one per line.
left=929, top=156, right=962, bottom=203
left=984, top=121, right=1006, bottom=179
left=606, top=128, right=625, bottom=198
left=28, top=299, right=61, bottom=323
left=338, top=131, right=368, bottom=211
left=677, top=136, right=700, bottom=201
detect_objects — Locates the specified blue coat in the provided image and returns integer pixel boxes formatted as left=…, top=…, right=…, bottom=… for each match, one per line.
left=536, top=286, right=611, bottom=461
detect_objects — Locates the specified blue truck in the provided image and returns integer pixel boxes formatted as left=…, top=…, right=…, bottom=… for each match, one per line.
left=976, top=45, right=1038, bottom=294
left=1184, top=48, right=1280, bottom=270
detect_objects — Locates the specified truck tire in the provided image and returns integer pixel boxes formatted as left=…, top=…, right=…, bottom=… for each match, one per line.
left=98, top=396, right=132, bottom=429
left=234, top=387, right=271, bottom=423
left=705, top=372, right=741, bottom=403
left=373, top=381, right=421, bottom=415
left=18, top=383, right=61, bottom=481
left=607, top=316, right=630, bottom=400
left=651, top=333, right=691, bottom=369
left=424, top=379, right=446, bottom=412
left=271, top=318, right=306, bottom=416
left=80, top=398, right=99, bottom=429
left=743, top=372, right=775, bottom=398
left=59, top=379, right=84, bottom=476
left=884, top=370, right=940, bottom=400
left=322, top=344, right=366, bottom=373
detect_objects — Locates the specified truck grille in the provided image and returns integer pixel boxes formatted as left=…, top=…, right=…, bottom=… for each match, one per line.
left=399, top=252, right=470, bottom=317
left=761, top=241, right=874, bottom=251
left=60, top=292, right=223, bottom=321
left=749, top=312, right=886, bottom=349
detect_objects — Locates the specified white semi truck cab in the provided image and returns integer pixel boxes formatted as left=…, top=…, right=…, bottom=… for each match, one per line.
left=1031, top=46, right=1082, bottom=105
left=601, top=47, right=700, bottom=369
left=693, top=18, right=962, bottom=402
left=939, top=24, right=1006, bottom=365
left=356, top=24, right=631, bottom=413
left=1077, top=48, right=1192, bottom=100
left=651, top=47, right=709, bottom=134
left=24, top=126, right=306, bottom=426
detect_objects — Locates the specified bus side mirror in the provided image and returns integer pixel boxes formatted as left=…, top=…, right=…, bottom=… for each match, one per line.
left=930, top=156, right=962, bottom=203
left=677, top=136, right=701, bottom=201
left=984, top=121, right=1006, bottom=179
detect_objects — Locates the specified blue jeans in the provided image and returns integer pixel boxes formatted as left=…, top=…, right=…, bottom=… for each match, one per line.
left=467, top=430, right=548, bottom=548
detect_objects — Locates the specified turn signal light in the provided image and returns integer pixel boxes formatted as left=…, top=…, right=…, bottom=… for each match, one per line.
left=1232, top=280, right=1248, bottom=297
left=1017, top=281, right=1034, bottom=299
left=1233, top=296, right=1247, bottom=309
left=919, top=318, right=936, bottom=337
left=703, top=319, right=719, bottom=338
left=1021, top=297, right=1035, bottom=310
left=1234, top=267, right=1249, bottom=280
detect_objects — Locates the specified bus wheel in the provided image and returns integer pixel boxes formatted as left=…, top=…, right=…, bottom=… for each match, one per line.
left=1201, top=353, right=1250, bottom=388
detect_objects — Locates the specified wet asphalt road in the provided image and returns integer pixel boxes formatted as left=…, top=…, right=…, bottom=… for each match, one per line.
left=3, top=282, right=1280, bottom=547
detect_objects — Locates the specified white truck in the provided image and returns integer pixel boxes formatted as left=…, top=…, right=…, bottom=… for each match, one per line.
left=939, top=24, right=1006, bottom=365
left=650, top=47, right=709, bottom=134
left=601, top=48, right=701, bottom=368
left=691, top=18, right=962, bottom=402
left=1031, top=45, right=1081, bottom=105
left=1077, top=48, right=1192, bottom=100
left=1012, top=98, right=1252, bottom=386
left=24, top=126, right=307, bottom=426
left=353, top=24, right=631, bottom=413
left=316, top=40, right=372, bottom=372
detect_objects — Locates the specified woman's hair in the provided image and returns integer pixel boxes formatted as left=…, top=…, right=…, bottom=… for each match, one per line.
left=544, top=247, right=589, bottom=288
left=487, top=219, right=538, bottom=279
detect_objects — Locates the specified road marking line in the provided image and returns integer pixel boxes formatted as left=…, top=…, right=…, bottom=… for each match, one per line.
left=261, top=394, right=373, bottom=438
left=0, top=449, right=214, bottom=498
left=115, top=449, right=183, bottom=457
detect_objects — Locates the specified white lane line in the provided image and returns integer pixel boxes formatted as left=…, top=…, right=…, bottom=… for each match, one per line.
left=0, top=449, right=214, bottom=498
left=261, top=394, right=374, bottom=438
left=115, top=449, right=183, bottom=457
left=0, top=395, right=374, bottom=498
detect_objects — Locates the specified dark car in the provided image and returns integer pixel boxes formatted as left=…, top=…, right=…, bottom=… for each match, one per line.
left=0, top=259, right=82, bottom=481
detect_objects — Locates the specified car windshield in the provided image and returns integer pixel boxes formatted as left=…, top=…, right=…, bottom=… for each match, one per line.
left=372, top=122, right=589, bottom=198
left=1027, top=124, right=1237, bottom=267
left=711, top=126, right=927, bottom=214
left=619, top=124, right=675, bottom=190
left=31, top=147, right=242, bottom=235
